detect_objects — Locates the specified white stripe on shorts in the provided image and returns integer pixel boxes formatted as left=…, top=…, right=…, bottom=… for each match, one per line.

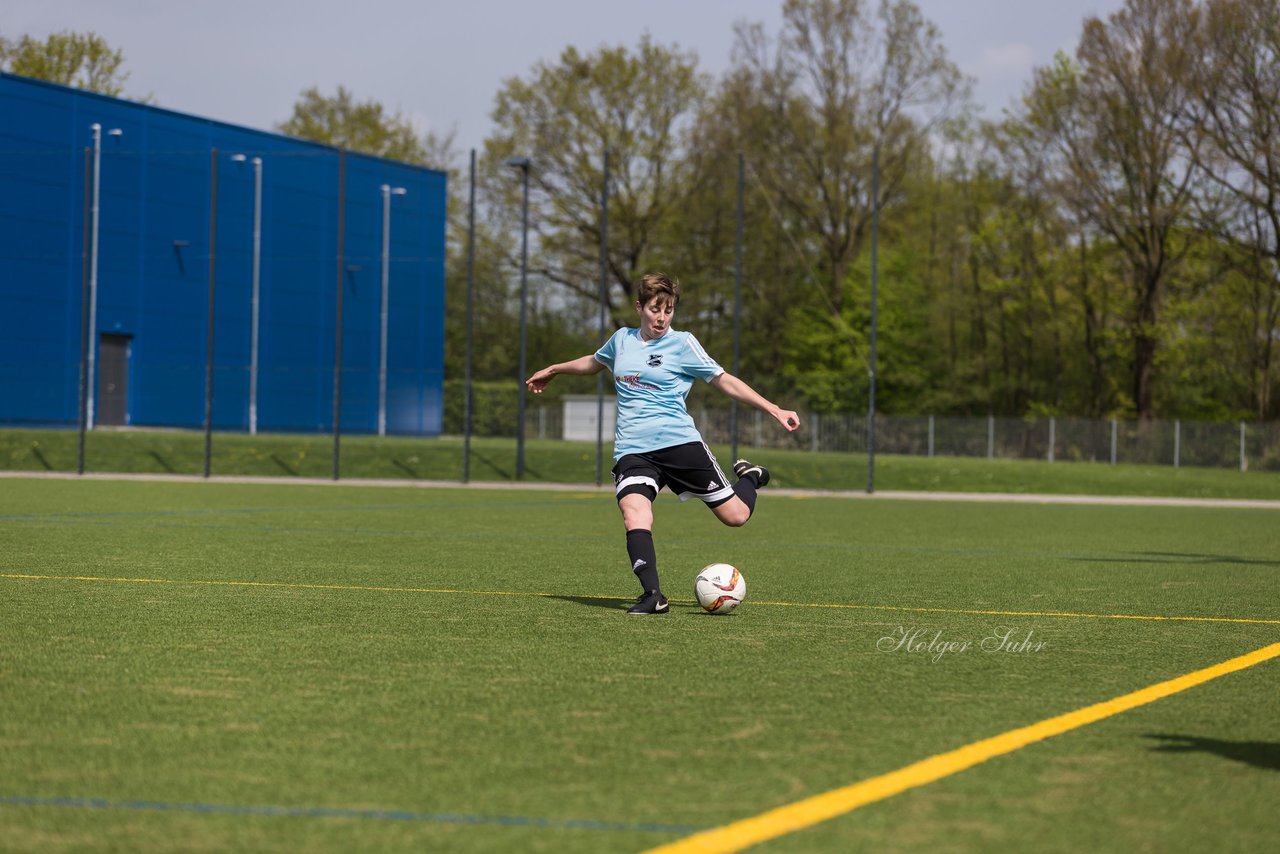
left=678, top=442, right=736, bottom=503
left=678, top=484, right=736, bottom=504
left=615, top=475, right=659, bottom=495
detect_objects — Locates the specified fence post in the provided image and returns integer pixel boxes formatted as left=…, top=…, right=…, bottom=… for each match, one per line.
left=1174, top=419, right=1181, bottom=468
left=987, top=414, right=994, bottom=460
left=1110, top=418, right=1117, bottom=465
left=755, top=410, right=762, bottom=448
left=928, top=414, right=934, bottom=458
left=1240, top=421, right=1246, bottom=472
left=538, top=406, right=546, bottom=439
left=811, top=413, right=820, bottom=453
left=1048, top=417, right=1055, bottom=463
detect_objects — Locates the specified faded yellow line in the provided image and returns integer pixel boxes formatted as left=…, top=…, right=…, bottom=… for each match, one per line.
left=0, top=572, right=612, bottom=601
left=2, top=572, right=1278, bottom=625
left=646, top=641, right=1280, bottom=854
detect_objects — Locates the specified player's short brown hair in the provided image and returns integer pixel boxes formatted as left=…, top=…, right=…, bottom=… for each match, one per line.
left=636, top=273, right=680, bottom=307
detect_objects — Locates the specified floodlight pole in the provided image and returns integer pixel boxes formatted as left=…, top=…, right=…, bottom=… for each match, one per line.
left=233, top=153, right=264, bottom=435
left=332, top=150, right=347, bottom=480
left=867, top=145, right=880, bottom=494
left=732, top=151, right=744, bottom=463
left=251, top=157, right=262, bottom=434
left=378, top=183, right=407, bottom=437
left=86, top=123, right=122, bottom=430
left=596, top=149, right=610, bottom=486
left=507, top=156, right=531, bottom=480
left=77, top=147, right=91, bottom=474
left=463, top=150, right=477, bottom=483
left=203, top=148, right=219, bottom=479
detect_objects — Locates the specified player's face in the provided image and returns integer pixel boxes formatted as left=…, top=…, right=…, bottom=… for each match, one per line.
left=636, top=296, right=675, bottom=340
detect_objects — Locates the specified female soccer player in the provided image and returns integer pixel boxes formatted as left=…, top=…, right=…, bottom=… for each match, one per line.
left=525, top=273, right=801, bottom=614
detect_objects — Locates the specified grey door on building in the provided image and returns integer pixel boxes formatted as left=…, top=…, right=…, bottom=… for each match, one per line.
left=97, top=334, right=131, bottom=426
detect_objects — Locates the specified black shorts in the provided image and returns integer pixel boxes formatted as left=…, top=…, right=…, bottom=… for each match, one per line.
left=612, top=441, right=737, bottom=507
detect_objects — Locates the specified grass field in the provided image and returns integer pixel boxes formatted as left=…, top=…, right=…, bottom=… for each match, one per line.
left=1, top=476, right=1277, bottom=852
left=5, top=426, right=1280, bottom=499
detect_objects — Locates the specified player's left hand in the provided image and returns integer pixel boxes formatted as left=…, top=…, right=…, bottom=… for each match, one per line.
left=777, top=410, right=800, bottom=431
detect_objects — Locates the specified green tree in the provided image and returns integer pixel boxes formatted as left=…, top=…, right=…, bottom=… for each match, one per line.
left=719, top=0, right=966, bottom=319
left=482, top=36, right=710, bottom=329
left=278, top=86, right=453, bottom=169
left=696, top=0, right=965, bottom=410
left=1184, top=0, right=1280, bottom=419
left=1025, top=0, right=1202, bottom=422
left=0, top=30, right=129, bottom=96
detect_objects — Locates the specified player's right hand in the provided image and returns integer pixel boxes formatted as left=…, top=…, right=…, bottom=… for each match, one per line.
left=526, top=367, right=554, bottom=393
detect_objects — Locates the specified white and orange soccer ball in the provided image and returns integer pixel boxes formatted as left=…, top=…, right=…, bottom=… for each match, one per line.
left=694, top=563, right=746, bottom=614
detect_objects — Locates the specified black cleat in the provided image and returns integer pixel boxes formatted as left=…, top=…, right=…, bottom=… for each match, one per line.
left=733, top=459, right=771, bottom=488
left=627, top=590, right=670, bottom=615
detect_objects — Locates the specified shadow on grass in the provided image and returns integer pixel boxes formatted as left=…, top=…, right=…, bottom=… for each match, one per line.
left=1068, top=552, right=1280, bottom=568
left=269, top=454, right=298, bottom=476
left=469, top=450, right=512, bottom=481
left=544, top=594, right=714, bottom=617
left=30, top=445, right=54, bottom=471
left=544, top=594, right=633, bottom=612
left=1139, top=551, right=1280, bottom=567
left=392, top=458, right=421, bottom=479
left=1146, top=734, right=1280, bottom=771
left=147, top=451, right=176, bottom=474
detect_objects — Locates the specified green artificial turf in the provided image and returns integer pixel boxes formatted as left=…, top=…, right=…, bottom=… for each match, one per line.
left=0, top=478, right=1276, bottom=852
left=4, top=426, right=1280, bottom=499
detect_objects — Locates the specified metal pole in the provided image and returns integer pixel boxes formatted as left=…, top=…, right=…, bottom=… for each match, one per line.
left=376, top=185, right=405, bottom=437
left=867, top=146, right=879, bottom=493
left=1240, top=421, right=1246, bottom=472
left=332, top=150, right=347, bottom=480
left=203, top=148, right=219, bottom=479
left=928, top=414, right=934, bottom=458
left=1111, top=417, right=1117, bottom=464
left=1048, top=417, right=1055, bottom=463
left=596, top=149, right=610, bottom=486
left=249, top=157, right=262, bottom=435
left=87, top=124, right=103, bottom=430
left=76, top=147, right=90, bottom=473
left=379, top=184, right=391, bottom=437
left=988, top=414, right=995, bottom=459
left=463, top=150, right=477, bottom=483
left=733, top=151, right=744, bottom=464
left=1174, top=419, right=1181, bottom=468
left=516, top=163, right=529, bottom=480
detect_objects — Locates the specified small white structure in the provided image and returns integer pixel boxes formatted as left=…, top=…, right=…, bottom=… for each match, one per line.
left=563, top=394, right=616, bottom=441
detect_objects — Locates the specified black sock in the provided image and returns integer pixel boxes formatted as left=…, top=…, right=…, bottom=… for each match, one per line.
left=733, top=478, right=758, bottom=517
left=626, top=529, right=660, bottom=593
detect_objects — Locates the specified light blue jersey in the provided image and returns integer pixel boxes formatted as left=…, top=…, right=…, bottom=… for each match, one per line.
left=594, top=327, right=724, bottom=460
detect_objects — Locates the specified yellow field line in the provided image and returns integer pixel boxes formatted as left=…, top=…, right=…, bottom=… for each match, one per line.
left=3, top=573, right=1279, bottom=625
left=645, top=641, right=1280, bottom=854
left=0, top=573, right=548, bottom=599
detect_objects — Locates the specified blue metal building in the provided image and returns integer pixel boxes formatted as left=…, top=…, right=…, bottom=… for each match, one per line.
left=0, top=72, right=447, bottom=435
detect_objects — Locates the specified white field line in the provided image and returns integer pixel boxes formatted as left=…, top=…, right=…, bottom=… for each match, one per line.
left=2, top=470, right=1278, bottom=509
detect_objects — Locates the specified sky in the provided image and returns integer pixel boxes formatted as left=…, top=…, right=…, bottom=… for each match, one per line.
left=6, top=0, right=1128, bottom=158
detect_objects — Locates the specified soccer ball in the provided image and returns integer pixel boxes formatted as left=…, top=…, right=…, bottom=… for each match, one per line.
left=694, top=563, right=746, bottom=614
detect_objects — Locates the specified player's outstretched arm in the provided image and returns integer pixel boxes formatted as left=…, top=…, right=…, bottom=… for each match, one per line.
left=709, top=372, right=801, bottom=432
left=526, top=354, right=604, bottom=394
